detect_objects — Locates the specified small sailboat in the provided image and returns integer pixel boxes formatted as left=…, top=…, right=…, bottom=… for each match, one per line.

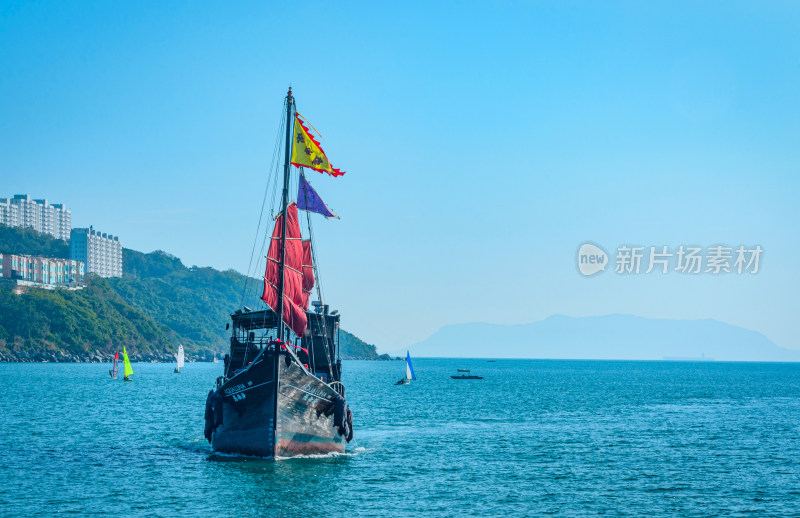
left=122, top=346, right=134, bottom=382
left=109, top=351, right=119, bottom=379
left=396, top=351, right=416, bottom=385
left=174, top=345, right=185, bottom=373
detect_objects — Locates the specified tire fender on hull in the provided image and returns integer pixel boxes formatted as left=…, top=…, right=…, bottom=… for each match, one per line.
left=333, top=396, right=354, bottom=442
left=204, top=390, right=214, bottom=442
left=204, top=389, right=224, bottom=443
left=345, top=407, right=354, bottom=443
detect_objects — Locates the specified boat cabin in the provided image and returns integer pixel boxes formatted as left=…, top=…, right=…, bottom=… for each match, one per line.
left=225, top=305, right=341, bottom=384
left=302, top=302, right=341, bottom=383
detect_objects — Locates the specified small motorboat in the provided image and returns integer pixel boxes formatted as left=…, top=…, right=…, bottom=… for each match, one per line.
left=451, top=369, right=483, bottom=380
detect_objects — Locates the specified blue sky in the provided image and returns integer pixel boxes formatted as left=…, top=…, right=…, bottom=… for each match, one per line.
left=1, top=1, right=798, bottom=352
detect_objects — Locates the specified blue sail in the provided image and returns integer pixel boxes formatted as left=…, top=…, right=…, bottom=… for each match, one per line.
left=406, top=351, right=416, bottom=380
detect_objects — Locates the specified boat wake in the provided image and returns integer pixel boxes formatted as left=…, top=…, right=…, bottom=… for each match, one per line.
left=206, top=446, right=367, bottom=462
left=276, top=446, right=367, bottom=461
left=180, top=432, right=367, bottom=462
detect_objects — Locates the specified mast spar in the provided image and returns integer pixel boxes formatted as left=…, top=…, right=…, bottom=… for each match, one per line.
left=273, top=86, right=295, bottom=451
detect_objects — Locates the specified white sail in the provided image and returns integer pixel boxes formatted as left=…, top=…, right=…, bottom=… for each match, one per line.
left=176, top=345, right=185, bottom=368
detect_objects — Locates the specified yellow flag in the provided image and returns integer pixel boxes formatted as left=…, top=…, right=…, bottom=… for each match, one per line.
left=290, top=113, right=344, bottom=177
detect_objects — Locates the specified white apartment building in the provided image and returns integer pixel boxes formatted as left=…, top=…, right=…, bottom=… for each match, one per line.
left=0, top=253, right=85, bottom=285
left=0, top=194, right=71, bottom=241
left=70, top=226, right=123, bottom=278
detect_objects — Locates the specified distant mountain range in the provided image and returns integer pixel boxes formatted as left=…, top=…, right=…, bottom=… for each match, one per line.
left=404, top=314, right=800, bottom=362
left=0, top=224, right=383, bottom=361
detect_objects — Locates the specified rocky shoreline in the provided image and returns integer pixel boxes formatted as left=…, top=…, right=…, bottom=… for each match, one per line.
left=0, top=350, right=202, bottom=363
left=0, top=351, right=399, bottom=362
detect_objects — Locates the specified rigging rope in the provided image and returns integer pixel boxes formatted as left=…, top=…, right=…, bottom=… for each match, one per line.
left=237, top=104, right=340, bottom=390
left=300, top=171, right=335, bottom=379
left=240, top=102, right=287, bottom=308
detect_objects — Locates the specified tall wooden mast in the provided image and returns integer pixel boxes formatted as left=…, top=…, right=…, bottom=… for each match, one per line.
left=273, top=86, right=294, bottom=451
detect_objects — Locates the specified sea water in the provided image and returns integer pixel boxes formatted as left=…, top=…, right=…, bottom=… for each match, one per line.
left=1, top=359, right=799, bottom=517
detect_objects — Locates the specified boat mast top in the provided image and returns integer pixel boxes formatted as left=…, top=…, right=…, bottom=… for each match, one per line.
left=276, top=87, right=295, bottom=342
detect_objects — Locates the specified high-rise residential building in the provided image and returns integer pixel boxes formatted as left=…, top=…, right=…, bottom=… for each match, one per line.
left=0, top=253, right=84, bottom=286
left=70, top=226, right=123, bottom=278
left=0, top=194, right=71, bottom=241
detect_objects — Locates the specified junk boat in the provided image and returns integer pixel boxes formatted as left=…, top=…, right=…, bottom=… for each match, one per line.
left=203, top=88, right=353, bottom=457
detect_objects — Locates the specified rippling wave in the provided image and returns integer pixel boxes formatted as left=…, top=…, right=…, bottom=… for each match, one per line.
left=2, top=359, right=799, bottom=516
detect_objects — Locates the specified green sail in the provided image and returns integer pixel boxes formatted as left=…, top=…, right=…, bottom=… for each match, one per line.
left=122, top=346, right=134, bottom=378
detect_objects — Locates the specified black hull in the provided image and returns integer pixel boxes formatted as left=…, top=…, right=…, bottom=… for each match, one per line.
left=210, top=351, right=346, bottom=458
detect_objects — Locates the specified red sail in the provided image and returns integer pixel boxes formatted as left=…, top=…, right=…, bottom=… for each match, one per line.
left=301, top=240, right=314, bottom=309
left=262, top=203, right=307, bottom=337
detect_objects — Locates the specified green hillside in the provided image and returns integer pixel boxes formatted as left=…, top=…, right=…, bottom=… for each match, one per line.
left=0, top=224, right=69, bottom=258
left=0, top=276, right=173, bottom=360
left=111, top=248, right=382, bottom=359
left=0, top=224, right=382, bottom=360
left=339, top=330, right=383, bottom=360
left=109, top=249, right=262, bottom=358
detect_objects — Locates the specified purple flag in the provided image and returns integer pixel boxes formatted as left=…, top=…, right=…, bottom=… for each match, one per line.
left=297, top=172, right=339, bottom=219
